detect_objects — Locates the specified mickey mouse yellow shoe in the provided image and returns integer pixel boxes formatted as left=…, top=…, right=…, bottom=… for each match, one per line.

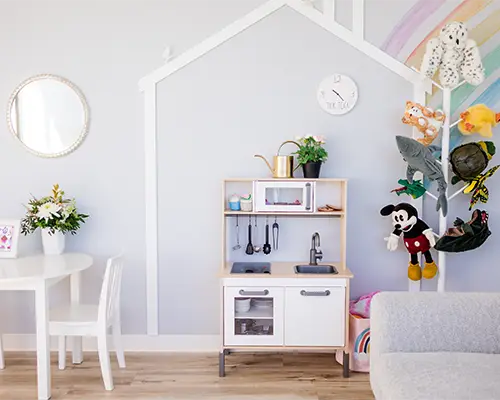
left=408, top=263, right=422, bottom=281
left=422, top=261, right=438, bottom=279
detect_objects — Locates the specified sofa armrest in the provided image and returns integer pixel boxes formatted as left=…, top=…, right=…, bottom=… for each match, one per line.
left=371, top=292, right=500, bottom=355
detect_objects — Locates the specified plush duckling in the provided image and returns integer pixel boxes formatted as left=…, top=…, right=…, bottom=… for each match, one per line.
left=458, top=104, right=500, bottom=138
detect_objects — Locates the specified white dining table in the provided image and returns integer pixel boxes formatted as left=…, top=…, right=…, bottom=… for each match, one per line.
left=0, top=253, right=93, bottom=400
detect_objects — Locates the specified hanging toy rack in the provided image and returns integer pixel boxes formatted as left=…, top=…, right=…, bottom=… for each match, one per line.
left=410, top=66, right=472, bottom=292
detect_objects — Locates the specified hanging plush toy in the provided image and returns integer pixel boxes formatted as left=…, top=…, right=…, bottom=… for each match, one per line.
left=396, top=135, right=448, bottom=216
left=434, top=209, right=491, bottom=252
left=391, top=179, right=426, bottom=199
left=401, top=101, right=445, bottom=145
left=420, top=21, right=485, bottom=88
left=458, top=104, right=500, bottom=138
left=449, top=141, right=499, bottom=209
left=380, top=203, right=438, bottom=281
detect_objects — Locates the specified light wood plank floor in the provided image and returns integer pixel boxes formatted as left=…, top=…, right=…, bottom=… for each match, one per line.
left=0, top=352, right=374, bottom=400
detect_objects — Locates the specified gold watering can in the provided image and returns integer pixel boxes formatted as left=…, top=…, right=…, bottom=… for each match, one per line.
left=254, top=140, right=300, bottom=178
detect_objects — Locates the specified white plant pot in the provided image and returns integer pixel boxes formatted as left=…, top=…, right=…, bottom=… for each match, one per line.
left=41, top=229, right=65, bottom=255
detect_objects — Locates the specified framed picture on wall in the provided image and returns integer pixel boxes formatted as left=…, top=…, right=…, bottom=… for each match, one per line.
left=0, top=219, right=21, bottom=258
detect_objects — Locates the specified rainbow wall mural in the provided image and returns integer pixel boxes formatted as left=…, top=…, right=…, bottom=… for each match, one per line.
left=382, top=0, right=500, bottom=150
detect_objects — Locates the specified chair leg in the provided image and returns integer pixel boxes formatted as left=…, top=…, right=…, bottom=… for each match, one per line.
left=58, top=336, right=66, bottom=370
left=0, top=335, right=5, bottom=370
left=112, top=321, right=126, bottom=368
left=97, top=332, right=114, bottom=391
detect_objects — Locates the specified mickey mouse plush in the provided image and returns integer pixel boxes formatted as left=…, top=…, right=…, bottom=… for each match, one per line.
left=380, top=202, right=438, bottom=281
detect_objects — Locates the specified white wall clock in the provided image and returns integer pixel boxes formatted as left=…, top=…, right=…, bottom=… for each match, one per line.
left=317, top=74, right=358, bottom=115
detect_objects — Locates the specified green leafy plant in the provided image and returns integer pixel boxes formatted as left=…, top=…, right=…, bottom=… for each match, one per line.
left=21, top=184, right=89, bottom=235
left=294, top=135, right=328, bottom=165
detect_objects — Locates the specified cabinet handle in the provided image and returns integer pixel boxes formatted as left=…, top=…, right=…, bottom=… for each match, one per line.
left=300, top=290, right=330, bottom=297
left=239, top=289, right=269, bottom=296
left=305, top=183, right=311, bottom=210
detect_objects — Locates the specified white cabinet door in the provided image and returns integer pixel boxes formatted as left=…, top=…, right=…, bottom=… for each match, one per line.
left=284, top=287, right=345, bottom=347
left=224, top=287, right=284, bottom=346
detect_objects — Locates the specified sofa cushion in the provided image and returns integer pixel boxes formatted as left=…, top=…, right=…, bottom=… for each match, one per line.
left=371, top=352, right=500, bottom=400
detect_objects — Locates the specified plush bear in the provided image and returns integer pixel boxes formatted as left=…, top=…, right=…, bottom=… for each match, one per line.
left=420, top=21, right=485, bottom=88
left=401, top=101, right=445, bottom=145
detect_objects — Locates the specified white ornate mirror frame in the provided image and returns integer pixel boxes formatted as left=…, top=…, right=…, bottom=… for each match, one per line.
left=6, top=74, right=90, bottom=158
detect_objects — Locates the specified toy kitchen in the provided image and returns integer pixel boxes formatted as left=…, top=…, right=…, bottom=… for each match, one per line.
left=219, top=178, right=353, bottom=377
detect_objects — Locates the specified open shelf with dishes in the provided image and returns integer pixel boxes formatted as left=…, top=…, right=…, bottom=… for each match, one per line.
left=224, top=178, right=346, bottom=216
left=222, top=178, right=347, bottom=268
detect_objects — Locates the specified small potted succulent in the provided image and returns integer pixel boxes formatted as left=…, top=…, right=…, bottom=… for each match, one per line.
left=294, top=135, right=328, bottom=178
left=21, top=184, right=89, bottom=255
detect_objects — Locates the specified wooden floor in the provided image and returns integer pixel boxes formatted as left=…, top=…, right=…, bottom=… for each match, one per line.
left=0, top=352, right=374, bottom=400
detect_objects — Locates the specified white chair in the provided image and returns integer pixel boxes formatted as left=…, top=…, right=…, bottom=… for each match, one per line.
left=49, top=255, right=125, bottom=390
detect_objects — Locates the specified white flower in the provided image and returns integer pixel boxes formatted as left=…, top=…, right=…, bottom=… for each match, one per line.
left=61, top=200, right=76, bottom=221
left=36, top=202, right=60, bottom=221
left=305, top=134, right=312, bottom=139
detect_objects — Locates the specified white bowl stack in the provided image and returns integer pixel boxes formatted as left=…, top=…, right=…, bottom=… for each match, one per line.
left=235, top=298, right=251, bottom=313
left=251, top=298, right=273, bottom=309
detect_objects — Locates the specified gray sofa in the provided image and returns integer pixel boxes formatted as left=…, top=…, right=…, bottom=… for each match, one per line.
left=370, top=292, right=500, bottom=400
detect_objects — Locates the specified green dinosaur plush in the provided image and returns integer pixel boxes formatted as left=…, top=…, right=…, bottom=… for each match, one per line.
left=391, top=179, right=426, bottom=199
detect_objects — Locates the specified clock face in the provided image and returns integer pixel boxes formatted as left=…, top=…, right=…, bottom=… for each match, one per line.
left=317, top=74, right=358, bottom=115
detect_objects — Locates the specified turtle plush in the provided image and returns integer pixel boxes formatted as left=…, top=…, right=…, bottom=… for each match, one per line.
left=450, top=141, right=495, bottom=184
left=450, top=141, right=499, bottom=209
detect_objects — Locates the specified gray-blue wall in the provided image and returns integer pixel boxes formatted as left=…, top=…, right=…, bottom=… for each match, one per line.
left=1, top=0, right=499, bottom=335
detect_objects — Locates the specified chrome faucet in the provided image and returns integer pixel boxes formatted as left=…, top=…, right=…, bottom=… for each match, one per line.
left=309, top=232, right=323, bottom=265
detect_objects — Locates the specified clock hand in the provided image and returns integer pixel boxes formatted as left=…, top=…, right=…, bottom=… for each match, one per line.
left=331, top=89, right=344, bottom=101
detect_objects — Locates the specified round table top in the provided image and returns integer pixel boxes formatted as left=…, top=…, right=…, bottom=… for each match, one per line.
left=0, top=253, right=93, bottom=284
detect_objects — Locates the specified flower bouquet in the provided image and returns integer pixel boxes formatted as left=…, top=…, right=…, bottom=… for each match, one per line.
left=21, top=184, right=88, bottom=254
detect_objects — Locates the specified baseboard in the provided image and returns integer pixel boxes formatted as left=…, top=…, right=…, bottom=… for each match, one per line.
left=1, top=334, right=220, bottom=352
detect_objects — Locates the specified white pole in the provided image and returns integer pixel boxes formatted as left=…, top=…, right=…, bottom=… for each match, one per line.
left=437, top=88, right=451, bottom=292
left=409, top=80, right=426, bottom=293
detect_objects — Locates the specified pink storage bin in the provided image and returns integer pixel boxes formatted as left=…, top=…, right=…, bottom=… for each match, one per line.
left=336, top=313, right=370, bottom=373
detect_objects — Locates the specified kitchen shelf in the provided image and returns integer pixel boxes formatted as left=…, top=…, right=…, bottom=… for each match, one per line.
left=224, top=178, right=348, bottom=182
left=224, top=210, right=344, bottom=216
left=234, top=307, right=273, bottom=319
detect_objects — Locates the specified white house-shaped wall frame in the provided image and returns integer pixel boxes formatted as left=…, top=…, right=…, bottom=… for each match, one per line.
left=139, top=0, right=425, bottom=335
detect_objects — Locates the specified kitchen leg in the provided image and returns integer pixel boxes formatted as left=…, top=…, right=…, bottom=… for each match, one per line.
left=219, top=351, right=226, bottom=377
left=342, top=351, right=350, bottom=378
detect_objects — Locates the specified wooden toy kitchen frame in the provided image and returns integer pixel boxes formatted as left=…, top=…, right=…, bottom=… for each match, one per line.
left=219, top=178, right=353, bottom=377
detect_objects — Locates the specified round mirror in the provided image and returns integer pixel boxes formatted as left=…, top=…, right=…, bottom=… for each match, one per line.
left=7, top=74, right=89, bottom=157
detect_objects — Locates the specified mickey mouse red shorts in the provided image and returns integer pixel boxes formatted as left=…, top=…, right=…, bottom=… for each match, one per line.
left=404, top=233, right=431, bottom=254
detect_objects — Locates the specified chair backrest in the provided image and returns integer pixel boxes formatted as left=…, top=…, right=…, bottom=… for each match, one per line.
left=98, top=255, right=124, bottom=324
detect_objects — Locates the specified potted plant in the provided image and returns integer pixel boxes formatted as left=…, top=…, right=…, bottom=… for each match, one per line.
left=294, top=135, right=328, bottom=178
left=21, top=184, right=89, bottom=255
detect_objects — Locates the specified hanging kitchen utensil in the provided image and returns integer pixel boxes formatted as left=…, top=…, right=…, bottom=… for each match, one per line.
left=254, top=140, right=300, bottom=178
left=232, top=215, right=241, bottom=251
left=272, top=216, right=279, bottom=250
left=263, top=216, right=271, bottom=255
left=253, top=215, right=261, bottom=253
left=245, top=215, right=254, bottom=255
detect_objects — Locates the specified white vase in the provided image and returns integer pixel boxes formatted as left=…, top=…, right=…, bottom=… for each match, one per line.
left=41, top=229, right=65, bottom=255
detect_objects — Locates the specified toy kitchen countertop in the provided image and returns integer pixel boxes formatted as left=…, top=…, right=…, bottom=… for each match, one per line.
left=220, top=261, right=353, bottom=279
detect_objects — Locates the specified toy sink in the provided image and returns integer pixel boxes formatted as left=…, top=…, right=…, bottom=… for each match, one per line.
left=294, top=265, right=338, bottom=274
